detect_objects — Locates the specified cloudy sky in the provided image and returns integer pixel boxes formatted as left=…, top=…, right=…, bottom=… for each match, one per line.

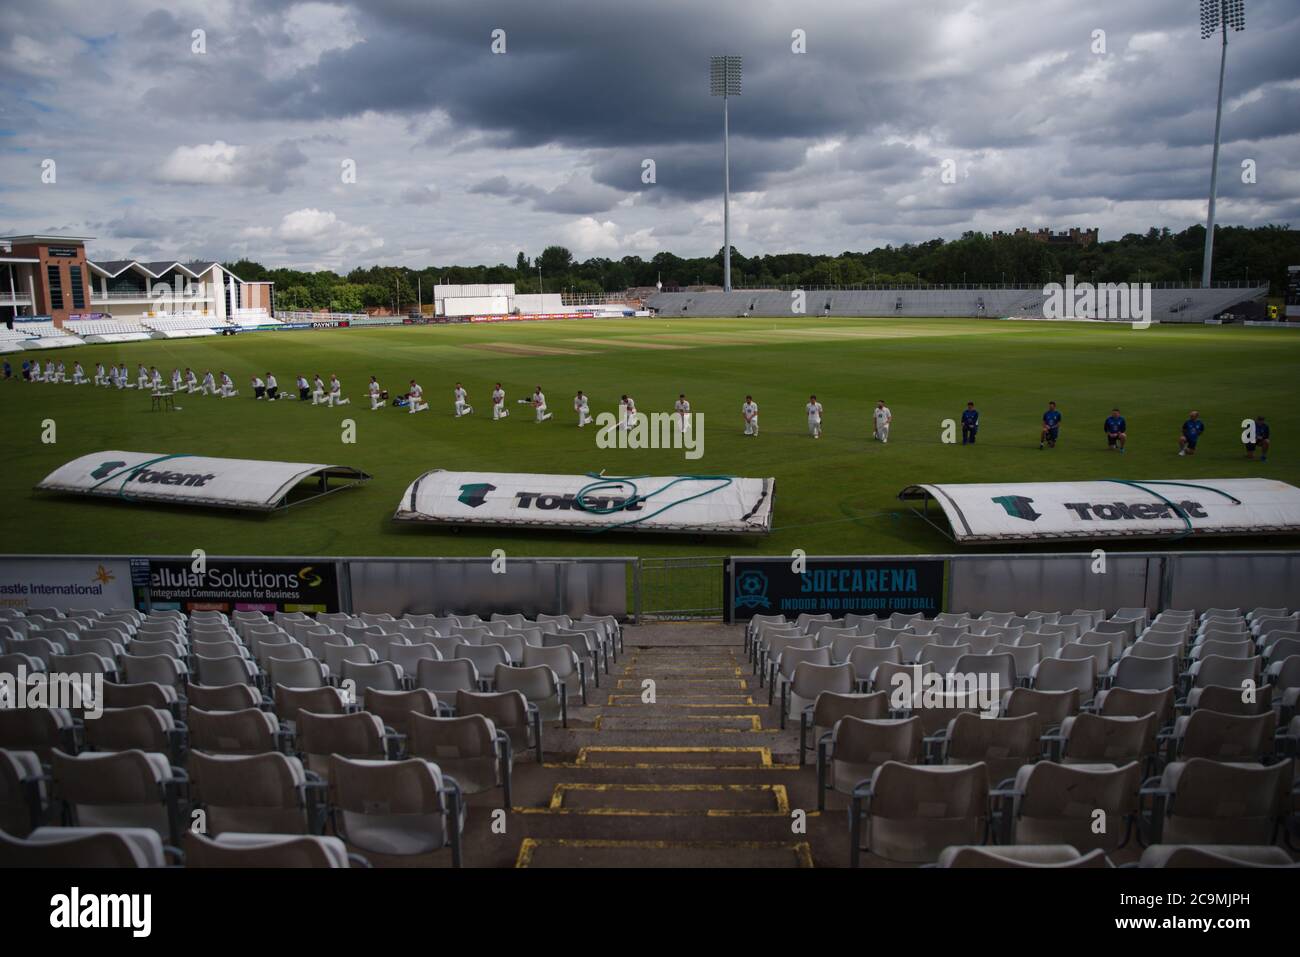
left=1, top=0, right=1297, bottom=271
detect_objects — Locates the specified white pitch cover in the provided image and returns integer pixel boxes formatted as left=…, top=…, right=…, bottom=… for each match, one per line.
left=395, top=469, right=775, bottom=534
left=36, top=450, right=367, bottom=511
left=902, top=478, right=1300, bottom=543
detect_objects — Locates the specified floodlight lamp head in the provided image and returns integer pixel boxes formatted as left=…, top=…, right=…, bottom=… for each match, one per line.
left=710, top=55, right=742, bottom=96
left=1200, top=0, right=1245, bottom=38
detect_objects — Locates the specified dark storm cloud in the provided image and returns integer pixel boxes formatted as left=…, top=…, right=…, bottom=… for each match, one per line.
left=0, top=0, right=1297, bottom=266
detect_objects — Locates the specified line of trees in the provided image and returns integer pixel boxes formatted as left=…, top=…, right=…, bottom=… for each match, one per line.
left=225, top=224, right=1298, bottom=312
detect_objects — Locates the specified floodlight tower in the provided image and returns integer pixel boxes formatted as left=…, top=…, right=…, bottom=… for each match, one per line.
left=1199, top=0, right=1245, bottom=288
left=711, top=55, right=742, bottom=292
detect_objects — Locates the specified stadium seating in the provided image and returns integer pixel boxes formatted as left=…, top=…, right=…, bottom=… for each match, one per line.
left=645, top=285, right=1266, bottom=324
left=63, top=317, right=153, bottom=343
left=1, top=602, right=1296, bottom=869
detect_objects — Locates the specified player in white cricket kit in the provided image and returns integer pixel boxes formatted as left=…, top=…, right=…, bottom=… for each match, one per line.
left=368, top=376, right=384, bottom=411
left=533, top=387, right=552, bottom=422
left=72, top=362, right=86, bottom=385
left=873, top=400, right=892, bottom=443
left=329, top=374, right=350, bottom=406
left=136, top=364, right=149, bottom=389
left=185, top=368, right=198, bottom=393
left=52, top=360, right=66, bottom=383
left=574, top=390, right=593, bottom=427
left=171, top=368, right=182, bottom=392
left=265, top=373, right=279, bottom=400
left=407, top=380, right=429, bottom=414
left=46, top=360, right=58, bottom=382
left=151, top=367, right=163, bottom=391
left=492, top=383, right=509, bottom=420
left=94, top=363, right=108, bottom=387
left=618, top=394, right=637, bottom=430
left=453, top=383, right=473, bottom=417
left=806, top=395, right=823, bottom=438
left=112, top=365, right=126, bottom=389
left=311, top=375, right=326, bottom=405
left=743, top=395, right=759, bottom=436
left=219, top=371, right=238, bottom=398
left=201, top=370, right=216, bottom=395
left=296, top=375, right=310, bottom=401
left=674, top=394, right=692, bottom=433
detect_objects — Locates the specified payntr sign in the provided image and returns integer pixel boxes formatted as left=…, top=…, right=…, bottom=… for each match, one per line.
left=727, top=558, right=946, bottom=622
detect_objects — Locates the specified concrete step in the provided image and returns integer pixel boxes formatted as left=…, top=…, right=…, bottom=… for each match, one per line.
left=515, top=838, right=814, bottom=868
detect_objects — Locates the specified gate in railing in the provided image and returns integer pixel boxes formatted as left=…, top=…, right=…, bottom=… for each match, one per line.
left=633, top=556, right=725, bottom=620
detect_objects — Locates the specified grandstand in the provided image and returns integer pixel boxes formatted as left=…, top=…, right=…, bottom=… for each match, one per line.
left=646, top=285, right=1268, bottom=324
left=1, top=585, right=1296, bottom=869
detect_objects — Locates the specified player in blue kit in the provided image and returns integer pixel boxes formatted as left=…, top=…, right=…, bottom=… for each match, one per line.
left=1039, top=401, right=1061, bottom=449
left=1246, top=416, right=1270, bottom=462
left=961, top=402, right=979, bottom=444
left=1178, top=410, right=1204, bottom=456
left=1104, top=408, right=1127, bottom=452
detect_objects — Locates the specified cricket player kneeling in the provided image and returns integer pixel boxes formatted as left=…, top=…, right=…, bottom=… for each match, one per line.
left=618, top=395, right=637, bottom=431
left=492, top=384, right=509, bottom=420
left=742, top=396, right=759, bottom=436
left=453, top=384, right=473, bottom=417
left=408, top=382, right=429, bottom=414
left=574, top=391, right=592, bottom=427
left=219, top=374, right=238, bottom=398
left=72, top=364, right=87, bottom=385
left=328, top=377, right=350, bottom=406
left=533, top=388, right=552, bottom=422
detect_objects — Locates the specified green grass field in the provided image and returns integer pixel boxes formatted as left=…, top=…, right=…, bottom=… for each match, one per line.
left=4, top=317, right=1298, bottom=559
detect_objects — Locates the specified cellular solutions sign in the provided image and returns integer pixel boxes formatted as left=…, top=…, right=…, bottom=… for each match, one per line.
left=139, top=559, right=341, bottom=614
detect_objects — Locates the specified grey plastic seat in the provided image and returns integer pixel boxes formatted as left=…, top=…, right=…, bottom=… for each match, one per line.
left=193, top=653, right=259, bottom=688
left=849, top=761, right=989, bottom=866
left=942, top=711, right=1039, bottom=784
left=340, top=660, right=405, bottom=709
left=329, top=754, right=463, bottom=865
left=407, top=712, right=511, bottom=807
left=784, top=662, right=854, bottom=731
left=1142, top=758, right=1292, bottom=845
left=295, top=711, right=389, bottom=778
left=267, top=655, right=329, bottom=689
left=1058, top=712, right=1155, bottom=767
left=188, top=707, right=281, bottom=756
left=456, top=689, right=540, bottom=763
left=1188, top=654, right=1261, bottom=689
left=1031, top=656, right=1094, bottom=699
left=0, top=826, right=167, bottom=868
left=50, top=748, right=184, bottom=844
left=454, top=644, right=511, bottom=688
left=1003, top=761, right=1140, bottom=851
left=416, top=658, right=479, bottom=696
left=189, top=750, right=318, bottom=836
left=324, top=642, right=377, bottom=675
left=1172, top=709, right=1275, bottom=762
left=184, top=831, right=352, bottom=867
left=936, top=844, right=1109, bottom=868
left=918, top=642, right=971, bottom=675
left=83, top=705, right=179, bottom=759
left=365, top=688, right=441, bottom=739
left=820, top=716, right=922, bottom=811
left=495, top=663, right=565, bottom=726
